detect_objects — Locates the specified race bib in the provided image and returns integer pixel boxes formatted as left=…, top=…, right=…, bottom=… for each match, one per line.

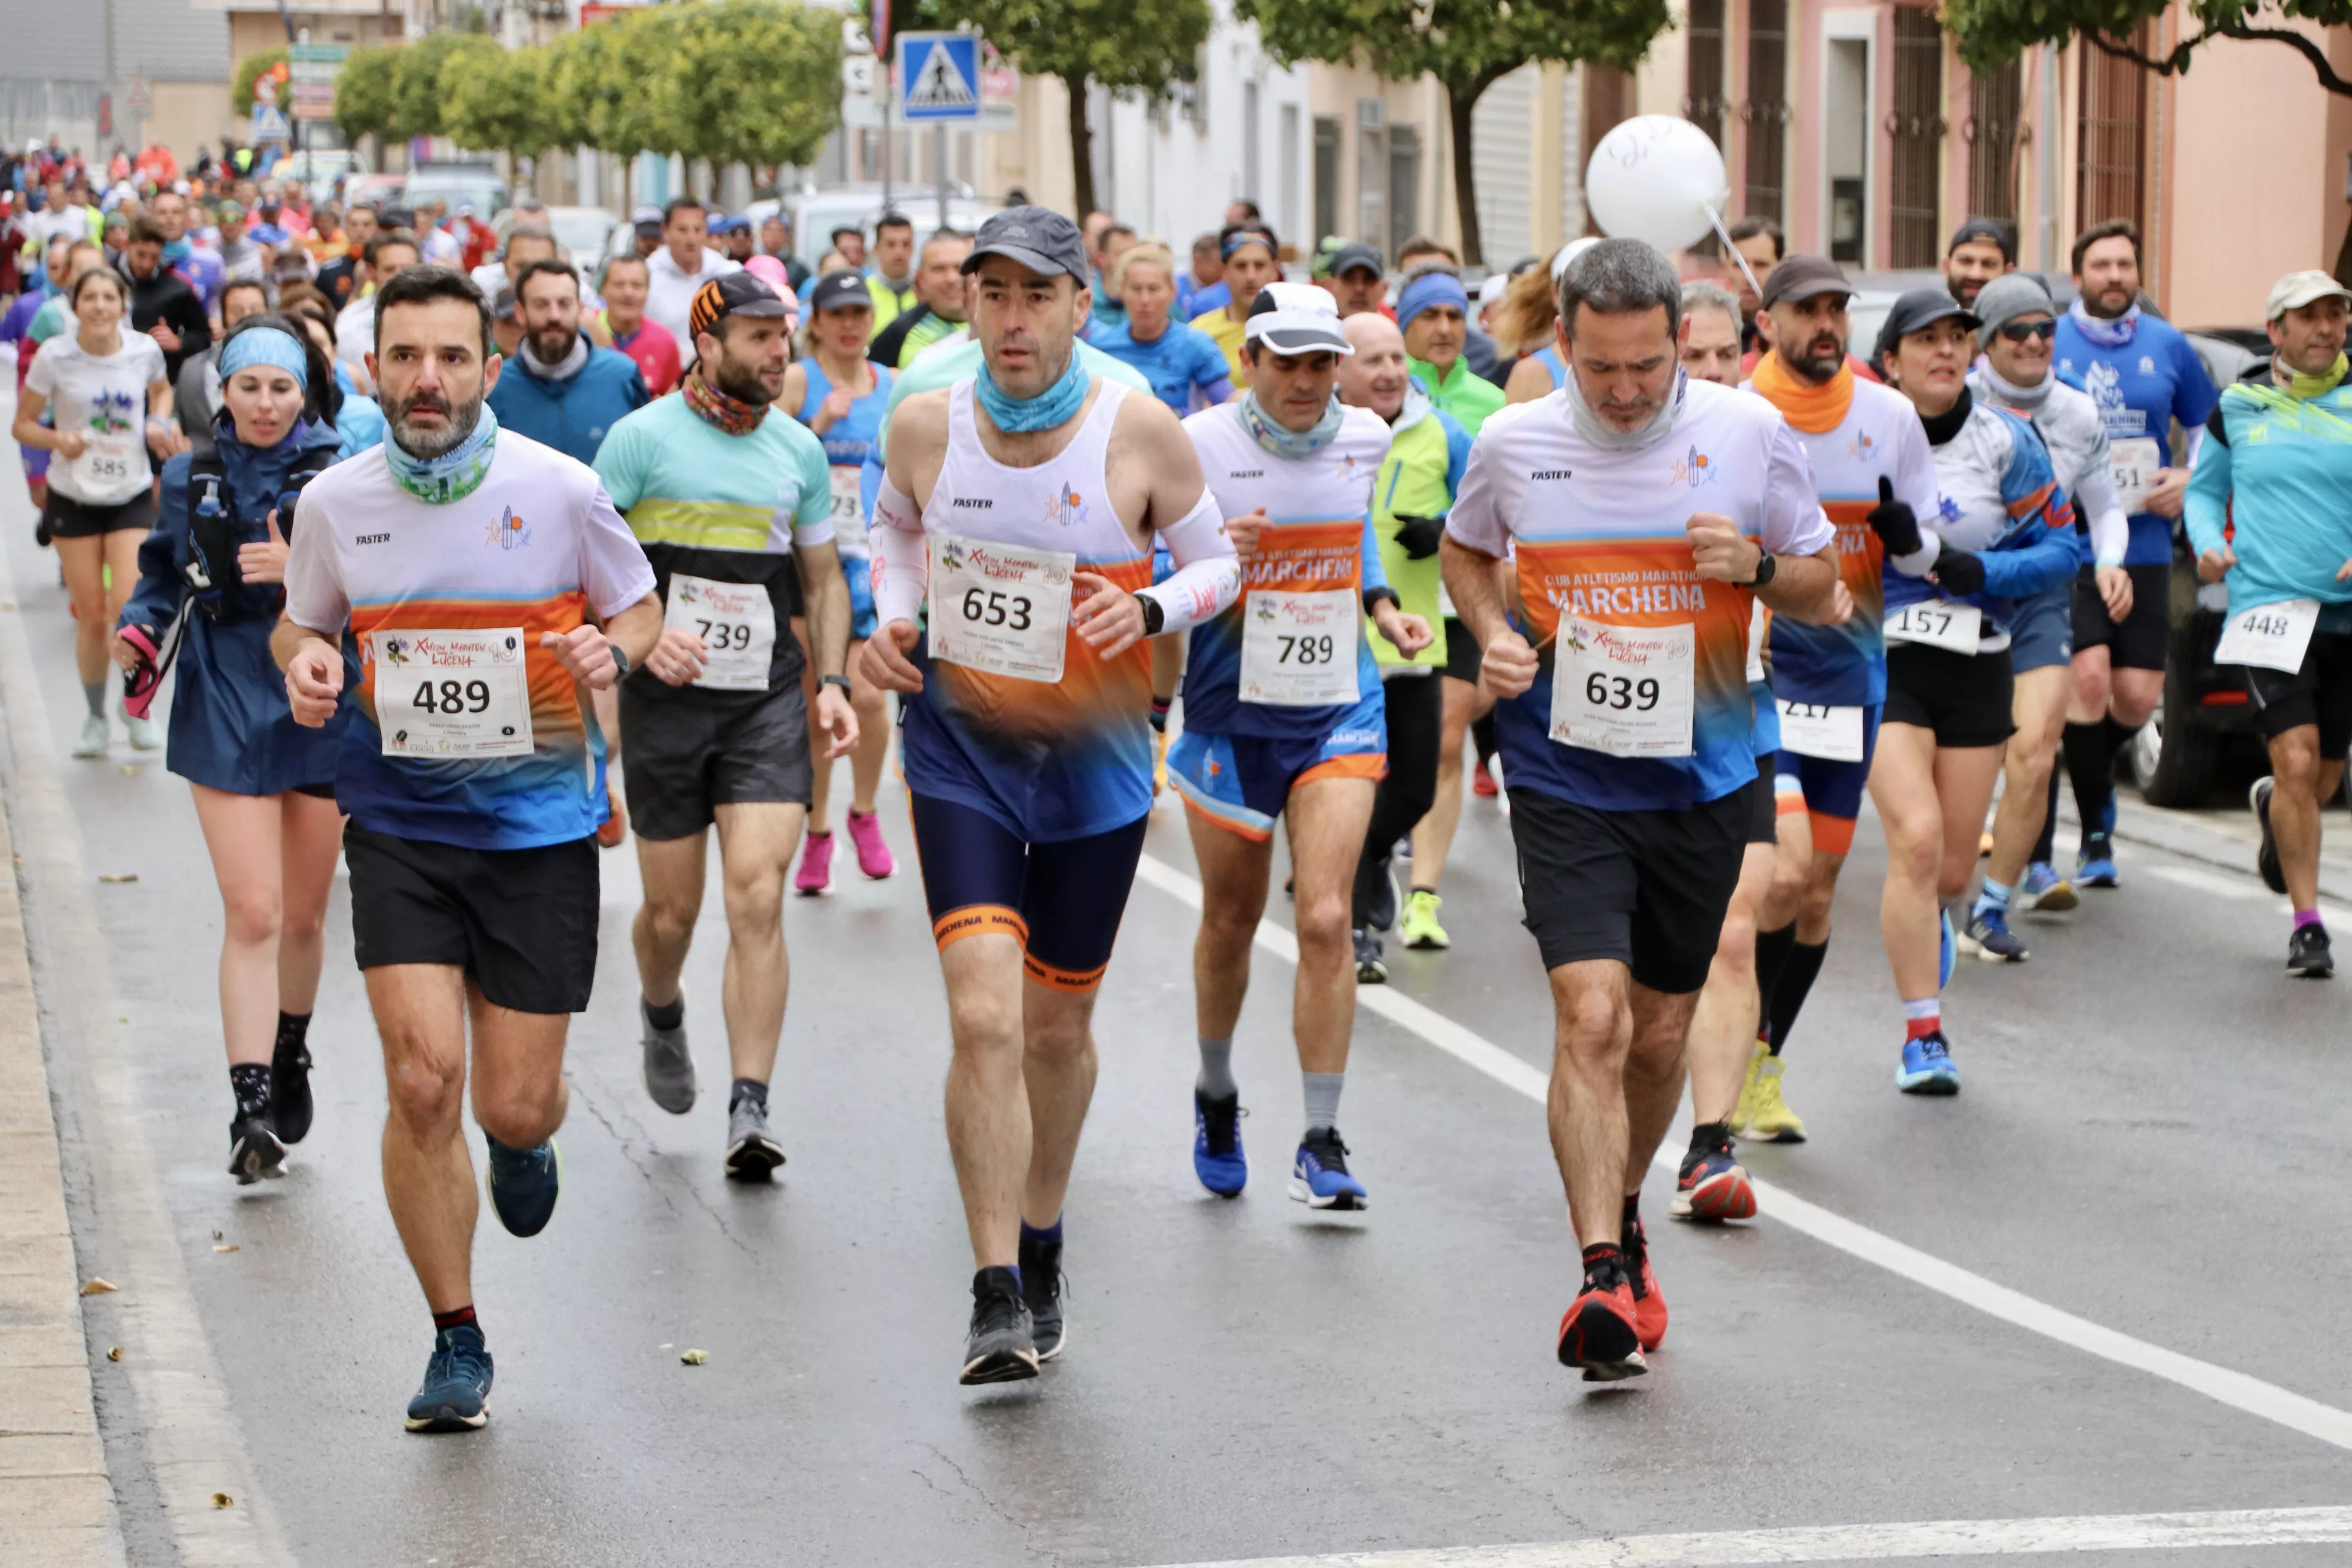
left=2213, top=596, right=2319, bottom=674
left=370, top=628, right=533, bottom=759
left=927, top=533, right=1072, bottom=682
left=1776, top=700, right=1866, bottom=762
left=2109, top=436, right=2161, bottom=515
left=1885, top=600, right=1981, bottom=654
left=1549, top=616, right=1695, bottom=758
left=68, top=429, right=141, bottom=498
left=827, top=466, right=868, bottom=554
left=1241, top=588, right=1361, bottom=707
left=665, top=573, right=776, bottom=691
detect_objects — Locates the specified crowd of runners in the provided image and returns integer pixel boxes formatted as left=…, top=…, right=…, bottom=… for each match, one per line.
left=6, top=143, right=2348, bottom=1426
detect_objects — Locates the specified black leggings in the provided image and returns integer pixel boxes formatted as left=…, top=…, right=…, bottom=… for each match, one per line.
left=1353, top=673, right=1443, bottom=925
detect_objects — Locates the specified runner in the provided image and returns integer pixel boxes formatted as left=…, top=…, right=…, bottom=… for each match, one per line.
left=1742, top=256, right=1939, bottom=1136
left=1962, top=274, right=2132, bottom=954
left=1317, top=241, right=1388, bottom=320
left=645, top=198, right=741, bottom=368
left=1441, top=239, right=1837, bottom=1378
left=593, top=272, right=858, bottom=1174
left=865, top=213, right=918, bottom=328
left=334, top=229, right=422, bottom=396
left=1870, top=289, right=2077, bottom=1091
left=858, top=207, right=1239, bottom=1383
left=276, top=264, right=663, bottom=1433
left=486, top=257, right=648, bottom=460
left=2188, top=270, right=2352, bottom=977
left=1399, top=269, right=1505, bottom=433
left=175, top=279, right=279, bottom=458
left=780, top=269, right=896, bottom=894
left=1196, top=225, right=1281, bottom=388
left=2055, top=220, right=2218, bottom=887
left=867, top=228, right=971, bottom=370
left=1725, top=218, right=1781, bottom=352
left=116, top=315, right=348, bottom=1182
left=14, top=262, right=179, bottom=756
left=1942, top=218, right=2015, bottom=312
left=587, top=253, right=682, bottom=397
left=119, top=215, right=211, bottom=382
left=1091, top=240, right=1232, bottom=416
left=1335, top=310, right=1466, bottom=978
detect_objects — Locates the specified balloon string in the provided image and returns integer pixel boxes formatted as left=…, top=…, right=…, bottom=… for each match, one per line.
left=1707, top=204, right=1763, bottom=298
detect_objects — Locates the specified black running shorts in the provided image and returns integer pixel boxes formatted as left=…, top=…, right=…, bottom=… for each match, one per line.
left=909, top=793, right=1149, bottom=994
left=1442, top=616, right=1483, bottom=685
left=1507, top=785, right=1747, bottom=994
left=2243, top=630, right=2352, bottom=761
left=2070, top=564, right=2171, bottom=672
left=619, top=677, right=814, bottom=842
left=1742, top=769, right=1778, bottom=845
left=345, top=826, right=599, bottom=1015
left=44, top=490, right=156, bottom=539
left=1883, top=642, right=2015, bottom=749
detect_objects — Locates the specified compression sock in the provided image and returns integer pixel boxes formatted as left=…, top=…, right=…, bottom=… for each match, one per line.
left=2033, top=769, right=2060, bottom=866
left=2103, top=716, right=2144, bottom=775
left=1765, top=937, right=1828, bottom=1056
left=1580, top=1242, right=1625, bottom=1288
left=1302, top=1072, right=1344, bottom=1134
left=1753, top=922, right=1798, bottom=1022
left=1195, top=1035, right=1237, bottom=1099
left=1903, top=996, right=1942, bottom=1040
left=274, top=1011, right=311, bottom=1054
left=1972, top=878, right=2013, bottom=919
left=2062, top=721, right=2112, bottom=845
left=643, top=995, right=684, bottom=1033
left=433, top=1304, right=479, bottom=1336
left=228, top=1061, right=271, bottom=1118
left=1620, top=1190, right=1642, bottom=1236
left=2295, top=907, right=2325, bottom=932
left=729, top=1077, right=768, bottom=1113
left=83, top=680, right=105, bottom=719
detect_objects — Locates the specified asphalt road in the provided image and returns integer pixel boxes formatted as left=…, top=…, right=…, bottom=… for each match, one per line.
left=7, top=447, right=2352, bottom=1567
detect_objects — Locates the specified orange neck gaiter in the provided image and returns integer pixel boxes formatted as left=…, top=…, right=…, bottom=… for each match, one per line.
left=1750, top=350, right=1854, bottom=435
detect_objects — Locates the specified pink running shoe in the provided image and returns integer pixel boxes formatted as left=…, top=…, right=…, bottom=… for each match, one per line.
left=795, top=829, right=834, bottom=896
left=846, top=809, right=896, bottom=880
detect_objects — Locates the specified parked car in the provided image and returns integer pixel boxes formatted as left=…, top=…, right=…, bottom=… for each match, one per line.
left=403, top=162, right=509, bottom=221
left=267, top=148, right=368, bottom=206
left=544, top=205, right=622, bottom=277
left=766, top=184, right=994, bottom=274
left=343, top=172, right=406, bottom=216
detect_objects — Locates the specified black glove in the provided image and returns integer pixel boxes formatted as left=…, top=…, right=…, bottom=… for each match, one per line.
left=1393, top=513, right=1445, bottom=560
left=1930, top=547, right=1986, bottom=597
left=1865, top=475, right=1922, bottom=558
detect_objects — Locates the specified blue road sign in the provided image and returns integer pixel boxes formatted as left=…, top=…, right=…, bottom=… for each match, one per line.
left=897, top=33, right=981, bottom=124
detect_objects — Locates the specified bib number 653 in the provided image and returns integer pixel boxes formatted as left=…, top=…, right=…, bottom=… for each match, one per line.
left=961, top=586, right=1033, bottom=632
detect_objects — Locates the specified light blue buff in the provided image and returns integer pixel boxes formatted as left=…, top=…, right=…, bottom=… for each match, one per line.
left=975, top=350, right=1089, bottom=433
left=1237, top=391, right=1344, bottom=459
left=381, top=401, right=500, bottom=505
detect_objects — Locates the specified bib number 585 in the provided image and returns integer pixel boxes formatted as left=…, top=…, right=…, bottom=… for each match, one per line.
left=961, top=587, right=1033, bottom=631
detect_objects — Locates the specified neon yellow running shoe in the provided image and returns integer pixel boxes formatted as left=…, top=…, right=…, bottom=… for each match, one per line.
left=1741, top=1044, right=1808, bottom=1144
left=1399, top=889, right=1450, bottom=950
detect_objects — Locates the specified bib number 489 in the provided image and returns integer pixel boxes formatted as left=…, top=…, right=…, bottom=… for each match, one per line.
left=410, top=678, right=494, bottom=715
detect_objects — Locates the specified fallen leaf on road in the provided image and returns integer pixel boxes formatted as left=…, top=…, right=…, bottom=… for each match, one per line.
left=680, top=1348, right=708, bottom=1366
left=80, top=1279, right=116, bottom=1295
left=97, top=874, right=137, bottom=883
left=212, top=1493, right=233, bottom=1510
left=106, top=1347, right=121, bottom=1361
left=212, top=1243, right=239, bottom=1253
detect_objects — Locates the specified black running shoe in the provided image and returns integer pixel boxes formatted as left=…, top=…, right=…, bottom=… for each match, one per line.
left=1018, top=1233, right=1067, bottom=1362
left=404, top=1324, right=492, bottom=1433
left=1353, top=927, right=1388, bottom=984
left=959, top=1266, right=1038, bottom=1385
left=270, top=1033, right=314, bottom=1145
left=2288, top=922, right=2334, bottom=979
left=484, top=1135, right=561, bottom=1237
left=2253, top=777, right=2288, bottom=894
left=228, top=1113, right=285, bottom=1185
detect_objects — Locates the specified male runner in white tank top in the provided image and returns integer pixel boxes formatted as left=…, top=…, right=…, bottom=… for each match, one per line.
left=860, top=208, right=1240, bottom=1384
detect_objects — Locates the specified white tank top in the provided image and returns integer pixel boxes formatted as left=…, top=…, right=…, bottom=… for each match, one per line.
left=923, top=377, right=1136, bottom=561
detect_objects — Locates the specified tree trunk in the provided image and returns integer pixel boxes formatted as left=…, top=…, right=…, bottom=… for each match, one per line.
left=2335, top=206, right=2352, bottom=291
left=1064, top=73, right=1095, bottom=220
left=1445, top=78, right=1485, bottom=269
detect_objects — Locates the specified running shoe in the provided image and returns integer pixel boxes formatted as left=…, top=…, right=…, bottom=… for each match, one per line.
left=1621, top=1218, right=1668, bottom=1352
left=1193, top=1090, right=1247, bottom=1197
left=845, top=809, right=896, bottom=880
left=1289, top=1127, right=1367, bottom=1211
left=596, top=777, right=628, bottom=848
left=1670, top=1129, right=1756, bottom=1223
left=1366, top=855, right=1399, bottom=933
left=2252, top=776, right=2287, bottom=894
left=483, top=1135, right=561, bottom=1237
left=794, top=829, right=834, bottom=896
left=1736, top=1043, right=1807, bottom=1144
left=228, top=1112, right=285, bottom=1185
left=1399, top=889, right=1450, bottom=950
left=405, top=1324, right=493, bottom=1433
left=959, top=1266, right=1038, bottom=1385
left=723, top=1095, right=787, bottom=1181
left=269, top=1032, right=313, bottom=1145
left=639, top=999, right=696, bottom=1114
left=1471, top=756, right=1500, bottom=798
left=2018, top=861, right=2077, bottom=913
left=71, top=714, right=107, bottom=759
left=1018, top=1230, right=1067, bottom=1362
left=2076, top=832, right=2120, bottom=888
left=2288, top=923, right=2334, bottom=979
left=1896, top=1030, right=1960, bottom=1095
left=125, top=714, right=162, bottom=752
left=1353, top=927, right=1387, bottom=985
left=1959, top=907, right=2030, bottom=962
left=1556, top=1261, right=1646, bottom=1381
left=1938, top=907, right=1956, bottom=989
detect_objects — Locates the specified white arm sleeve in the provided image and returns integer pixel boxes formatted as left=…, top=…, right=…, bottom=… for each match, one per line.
left=2071, top=445, right=2131, bottom=568
left=869, top=475, right=928, bottom=629
left=1136, top=485, right=1241, bottom=634
left=2179, top=423, right=2206, bottom=468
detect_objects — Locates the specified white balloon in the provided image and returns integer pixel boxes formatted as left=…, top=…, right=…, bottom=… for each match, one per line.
left=1583, top=115, right=1730, bottom=252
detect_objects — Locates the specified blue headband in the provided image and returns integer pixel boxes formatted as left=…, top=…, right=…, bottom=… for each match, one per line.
left=1396, top=272, right=1469, bottom=332
left=218, top=326, right=309, bottom=390
left=1221, top=230, right=1275, bottom=262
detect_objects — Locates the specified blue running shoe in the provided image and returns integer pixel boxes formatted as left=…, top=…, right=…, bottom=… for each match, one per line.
left=1289, top=1127, right=1367, bottom=1211
left=1193, top=1090, right=1247, bottom=1197
left=1897, top=1030, right=1961, bottom=1095
left=2076, top=832, right=2119, bottom=888
left=2018, top=861, right=2078, bottom=913
left=484, top=1135, right=561, bottom=1237
left=1938, top=908, right=1956, bottom=989
left=405, top=1324, right=492, bottom=1433
left=1959, top=907, right=2030, bottom=962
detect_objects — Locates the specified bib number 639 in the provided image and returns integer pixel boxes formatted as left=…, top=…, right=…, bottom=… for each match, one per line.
left=1584, top=671, right=1662, bottom=712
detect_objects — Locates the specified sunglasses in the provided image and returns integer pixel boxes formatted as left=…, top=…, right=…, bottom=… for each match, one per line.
left=1995, top=320, right=2057, bottom=343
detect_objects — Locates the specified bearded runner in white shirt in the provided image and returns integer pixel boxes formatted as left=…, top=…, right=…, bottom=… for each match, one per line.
left=1442, top=240, right=1838, bottom=1383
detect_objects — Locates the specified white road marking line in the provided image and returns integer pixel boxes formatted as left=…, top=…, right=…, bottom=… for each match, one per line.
left=1141, top=1504, right=2352, bottom=1567
left=2149, top=864, right=2269, bottom=900
left=1135, top=851, right=2352, bottom=1453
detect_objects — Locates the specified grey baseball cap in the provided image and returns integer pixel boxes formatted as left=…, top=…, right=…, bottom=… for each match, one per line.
left=1974, top=273, right=2057, bottom=347
left=961, top=206, right=1088, bottom=280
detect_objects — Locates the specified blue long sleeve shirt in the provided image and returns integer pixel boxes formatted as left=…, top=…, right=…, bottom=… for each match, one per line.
left=2185, top=368, right=2352, bottom=620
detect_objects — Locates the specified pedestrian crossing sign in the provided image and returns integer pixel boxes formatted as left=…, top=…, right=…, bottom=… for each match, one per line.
left=897, top=32, right=981, bottom=123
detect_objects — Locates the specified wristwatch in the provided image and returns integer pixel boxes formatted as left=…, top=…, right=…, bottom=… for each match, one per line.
left=1135, top=592, right=1167, bottom=637
left=1361, top=586, right=1400, bottom=615
left=821, top=673, right=853, bottom=696
left=609, top=642, right=632, bottom=680
left=1747, top=548, right=1778, bottom=589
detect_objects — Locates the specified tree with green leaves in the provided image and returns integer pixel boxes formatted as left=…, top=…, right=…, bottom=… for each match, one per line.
left=1946, top=0, right=2352, bottom=98
left=664, top=0, right=843, bottom=179
left=384, top=30, right=501, bottom=146
left=231, top=48, right=288, bottom=119
left=1238, top=0, right=1670, bottom=265
left=912, top=0, right=1211, bottom=217
left=444, top=38, right=576, bottom=182
left=332, top=45, right=403, bottom=156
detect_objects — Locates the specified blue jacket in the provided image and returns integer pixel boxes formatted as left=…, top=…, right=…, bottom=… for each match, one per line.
left=125, top=416, right=354, bottom=796
left=486, top=335, right=648, bottom=466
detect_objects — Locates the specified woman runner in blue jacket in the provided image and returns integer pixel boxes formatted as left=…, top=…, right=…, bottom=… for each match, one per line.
left=115, top=316, right=353, bottom=1184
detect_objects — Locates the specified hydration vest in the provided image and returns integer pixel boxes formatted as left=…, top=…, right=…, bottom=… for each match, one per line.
left=184, top=445, right=336, bottom=623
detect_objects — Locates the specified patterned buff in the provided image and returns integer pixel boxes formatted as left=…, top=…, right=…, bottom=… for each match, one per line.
left=2285, top=351, right=2349, bottom=402
left=976, top=349, right=1090, bottom=434
left=2068, top=296, right=2140, bottom=349
left=382, top=400, right=499, bottom=505
left=683, top=365, right=766, bottom=436
left=1237, top=390, right=1344, bottom=459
